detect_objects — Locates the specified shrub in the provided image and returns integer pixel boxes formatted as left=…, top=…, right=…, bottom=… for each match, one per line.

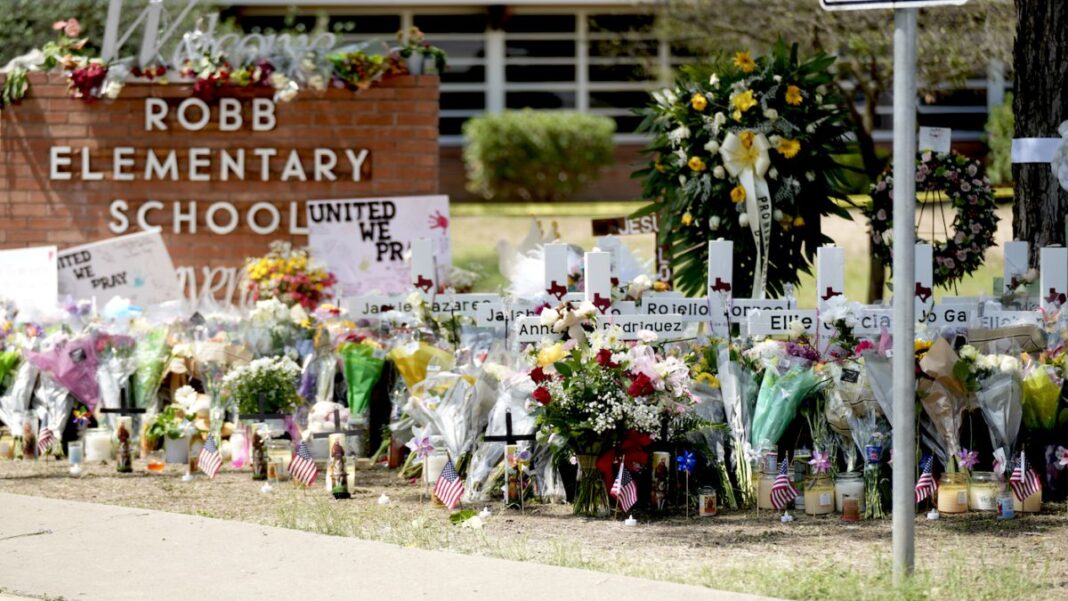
left=985, top=92, right=1013, bottom=185
left=463, top=110, right=615, bottom=202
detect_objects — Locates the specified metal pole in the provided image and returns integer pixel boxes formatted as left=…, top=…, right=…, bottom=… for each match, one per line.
left=891, top=6, right=918, bottom=584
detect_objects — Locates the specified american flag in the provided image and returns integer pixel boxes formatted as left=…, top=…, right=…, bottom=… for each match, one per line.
left=770, top=458, right=799, bottom=510
left=914, top=456, right=937, bottom=503
left=610, top=462, right=637, bottom=512
left=434, top=457, right=465, bottom=510
left=36, top=427, right=55, bottom=457
left=198, top=434, right=222, bottom=479
left=1010, top=451, right=1041, bottom=502
left=290, top=440, right=319, bottom=487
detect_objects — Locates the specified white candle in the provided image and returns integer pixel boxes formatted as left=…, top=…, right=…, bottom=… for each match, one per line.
left=424, top=453, right=448, bottom=486
left=67, top=441, right=83, bottom=465
left=84, top=428, right=113, bottom=462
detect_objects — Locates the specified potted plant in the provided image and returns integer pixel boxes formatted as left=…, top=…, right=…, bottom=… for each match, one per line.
left=394, top=27, right=447, bottom=75
left=146, top=405, right=195, bottom=464
left=221, top=356, right=302, bottom=433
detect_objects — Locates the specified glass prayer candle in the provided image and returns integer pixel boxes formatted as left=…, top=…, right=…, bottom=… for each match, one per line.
left=250, top=424, right=269, bottom=481
left=0, top=431, right=14, bottom=460
left=698, top=487, right=717, bottom=517
left=835, top=472, right=865, bottom=513
left=757, top=474, right=776, bottom=510
left=84, top=427, right=112, bottom=462
left=968, top=472, right=998, bottom=512
left=1013, top=487, right=1042, bottom=513
left=936, top=472, right=968, bottom=514
left=804, top=475, right=834, bottom=515
left=328, top=432, right=350, bottom=499
left=650, top=451, right=670, bottom=510
left=267, top=439, right=292, bottom=481
left=67, top=440, right=83, bottom=466
left=841, top=497, right=861, bottom=522
left=115, top=417, right=133, bottom=473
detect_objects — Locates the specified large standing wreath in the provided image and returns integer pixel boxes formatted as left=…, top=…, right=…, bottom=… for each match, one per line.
left=634, top=41, right=853, bottom=298
left=863, top=151, right=999, bottom=288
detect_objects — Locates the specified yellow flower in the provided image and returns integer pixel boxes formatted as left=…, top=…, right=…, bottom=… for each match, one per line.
left=730, top=89, right=757, bottom=120
left=733, top=51, right=756, bottom=73
left=695, top=372, right=720, bottom=388
left=537, top=342, right=567, bottom=367
left=792, top=215, right=805, bottom=227
left=730, top=185, right=746, bottom=203
left=776, top=137, right=801, bottom=159
left=785, top=85, right=803, bottom=106
left=652, top=281, right=670, bottom=292
left=691, top=93, right=708, bottom=111
left=655, top=160, right=666, bottom=173
left=688, top=156, right=706, bottom=172
left=681, top=212, right=694, bottom=225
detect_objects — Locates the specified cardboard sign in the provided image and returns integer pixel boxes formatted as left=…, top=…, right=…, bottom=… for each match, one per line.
left=306, top=195, right=450, bottom=296
left=918, top=127, right=952, bottom=154
left=583, top=251, right=613, bottom=314
left=0, top=246, right=58, bottom=311
left=544, top=243, right=570, bottom=301
left=1040, top=247, right=1068, bottom=311
left=57, top=229, right=180, bottom=306
left=747, top=309, right=818, bottom=336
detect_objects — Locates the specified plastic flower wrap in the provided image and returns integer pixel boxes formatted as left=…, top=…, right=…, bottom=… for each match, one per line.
left=749, top=362, right=822, bottom=450
left=339, top=339, right=385, bottom=416
left=0, top=324, right=42, bottom=429
left=28, top=333, right=101, bottom=411
left=95, top=332, right=138, bottom=427
left=1021, top=357, right=1062, bottom=431
left=916, top=338, right=971, bottom=468
left=297, top=329, right=336, bottom=404
left=131, top=328, right=170, bottom=411
left=387, top=340, right=455, bottom=392
left=0, top=350, right=19, bottom=392
left=243, top=298, right=309, bottom=358
left=33, top=374, right=74, bottom=443
left=716, top=345, right=758, bottom=506
left=976, top=364, right=1024, bottom=478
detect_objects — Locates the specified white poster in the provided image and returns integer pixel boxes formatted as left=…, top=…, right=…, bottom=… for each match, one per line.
left=0, top=246, right=58, bottom=310
left=57, top=229, right=180, bottom=306
left=306, top=195, right=451, bottom=296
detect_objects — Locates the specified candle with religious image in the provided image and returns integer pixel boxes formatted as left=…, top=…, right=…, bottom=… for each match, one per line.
left=328, top=433, right=350, bottom=499
left=250, top=424, right=268, bottom=481
left=650, top=451, right=670, bottom=510
left=115, top=416, right=133, bottom=473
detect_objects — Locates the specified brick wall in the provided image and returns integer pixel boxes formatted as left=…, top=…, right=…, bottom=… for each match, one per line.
left=0, top=73, right=439, bottom=273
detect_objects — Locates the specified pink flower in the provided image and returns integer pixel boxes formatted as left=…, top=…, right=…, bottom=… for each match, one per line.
left=957, top=448, right=979, bottom=470
left=854, top=339, right=875, bottom=355
left=53, top=18, right=80, bottom=37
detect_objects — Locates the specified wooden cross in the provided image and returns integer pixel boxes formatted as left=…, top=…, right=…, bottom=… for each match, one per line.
left=484, top=410, right=537, bottom=511
left=100, top=385, right=147, bottom=418
left=312, top=407, right=359, bottom=440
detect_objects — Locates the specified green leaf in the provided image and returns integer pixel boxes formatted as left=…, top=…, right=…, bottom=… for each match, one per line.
left=553, top=361, right=573, bottom=378
left=448, top=509, right=478, bottom=524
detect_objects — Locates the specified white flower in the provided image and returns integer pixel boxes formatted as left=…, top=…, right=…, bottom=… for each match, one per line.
left=708, top=216, right=721, bottom=230
left=959, top=345, right=979, bottom=361
left=174, top=385, right=198, bottom=409
left=806, top=171, right=816, bottom=182
left=998, top=355, right=1021, bottom=374
left=788, top=319, right=807, bottom=338
left=102, top=80, right=123, bottom=99
left=739, top=213, right=750, bottom=227
left=709, top=74, right=720, bottom=87
left=768, top=167, right=778, bottom=180
left=652, top=88, right=677, bottom=108
left=276, top=81, right=299, bottom=103
left=668, top=125, right=691, bottom=145
left=975, top=354, right=997, bottom=371
left=576, top=301, right=598, bottom=318
left=703, top=139, right=720, bottom=154
left=289, top=304, right=308, bottom=324
left=628, top=274, right=652, bottom=299
left=539, top=308, right=560, bottom=326
left=773, top=75, right=783, bottom=82
left=307, top=74, right=327, bottom=91
left=712, top=112, right=727, bottom=129
left=769, top=134, right=783, bottom=146
left=713, top=165, right=726, bottom=179
left=679, top=175, right=688, bottom=185
left=637, top=329, right=658, bottom=343
left=773, top=209, right=784, bottom=221
left=764, top=108, right=779, bottom=121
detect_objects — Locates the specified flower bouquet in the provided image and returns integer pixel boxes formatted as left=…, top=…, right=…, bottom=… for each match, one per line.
left=221, top=356, right=302, bottom=425
left=916, top=337, right=972, bottom=469
left=716, top=344, right=759, bottom=507
left=243, top=241, right=337, bottom=310
left=338, top=338, right=386, bottom=417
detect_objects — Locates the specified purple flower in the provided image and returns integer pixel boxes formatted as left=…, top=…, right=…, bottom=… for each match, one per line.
left=876, top=209, right=887, bottom=221
left=809, top=449, right=831, bottom=474
left=961, top=182, right=971, bottom=193
left=957, top=449, right=979, bottom=470
left=970, top=223, right=982, bottom=234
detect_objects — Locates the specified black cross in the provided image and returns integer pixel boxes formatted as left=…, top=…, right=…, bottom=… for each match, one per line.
left=312, top=407, right=359, bottom=439
left=238, top=392, right=286, bottom=423
left=100, top=385, right=147, bottom=417
left=484, top=411, right=536, bottom=446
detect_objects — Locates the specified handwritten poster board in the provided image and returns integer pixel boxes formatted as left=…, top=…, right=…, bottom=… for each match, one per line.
left=0, top=246, right=58, bottom=310
left=306, top=195, right=451, bottom=296
left=56, top=229, right=181, bottom=306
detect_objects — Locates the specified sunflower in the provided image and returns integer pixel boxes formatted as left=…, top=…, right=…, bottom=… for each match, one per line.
left=776, top=138, right=801, bottom=159
left=733, top=51, right=756, bottom=73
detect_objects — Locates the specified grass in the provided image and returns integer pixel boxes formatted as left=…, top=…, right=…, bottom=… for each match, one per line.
left=273, top=496, right=1052, bottom=601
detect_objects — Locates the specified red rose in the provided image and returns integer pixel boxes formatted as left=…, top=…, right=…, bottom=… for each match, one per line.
left=596, top=348, right=618, bottom=368
left=627, top=372, right=654, bottom=397
left=530, top=366, right=550, bottom=384
left=532, top=386, right=551, bottom=405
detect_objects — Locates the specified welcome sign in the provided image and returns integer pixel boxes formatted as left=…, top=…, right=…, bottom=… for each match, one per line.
left=306, top=196, right=451, bottom=296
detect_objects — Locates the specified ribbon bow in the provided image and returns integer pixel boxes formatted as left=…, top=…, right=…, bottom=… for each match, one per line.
left=1052, top=121, right=1068, bottom=191
left=720, top=130, right=773, bottom=299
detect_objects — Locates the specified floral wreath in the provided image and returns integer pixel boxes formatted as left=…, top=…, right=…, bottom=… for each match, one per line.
left=635, top=41, right=852, bottom=299
left=864, top=150, right=999, bottom=288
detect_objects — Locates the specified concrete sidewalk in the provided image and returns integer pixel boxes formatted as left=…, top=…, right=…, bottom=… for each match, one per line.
left=0, top=493, right=779, bottom=601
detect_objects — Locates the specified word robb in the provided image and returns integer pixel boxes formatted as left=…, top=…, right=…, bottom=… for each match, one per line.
left=47, top=98, right=372, bottom=236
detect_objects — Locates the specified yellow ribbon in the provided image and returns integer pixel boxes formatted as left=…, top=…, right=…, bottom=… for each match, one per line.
left=720, top=131, right=773, bottom=299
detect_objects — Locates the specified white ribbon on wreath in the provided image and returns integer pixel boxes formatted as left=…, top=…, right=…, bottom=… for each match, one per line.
left=720, top=130, right=773, bottom=299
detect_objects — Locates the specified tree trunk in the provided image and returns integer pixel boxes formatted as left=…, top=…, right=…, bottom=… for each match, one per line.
left=1013, top=0, right=1068, bottom=259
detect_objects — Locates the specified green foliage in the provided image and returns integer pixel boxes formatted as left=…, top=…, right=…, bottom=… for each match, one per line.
left=0, top=67, right=28, bottom=107
left=985, top=93, right=1014, bottom=185
left=145, top=405, right=191, bottom=442
left=463, top=110, right=615, bottom=203
left=222, top=357, right=302, bottom=416
left=448, top=509, right=478, bottom=524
